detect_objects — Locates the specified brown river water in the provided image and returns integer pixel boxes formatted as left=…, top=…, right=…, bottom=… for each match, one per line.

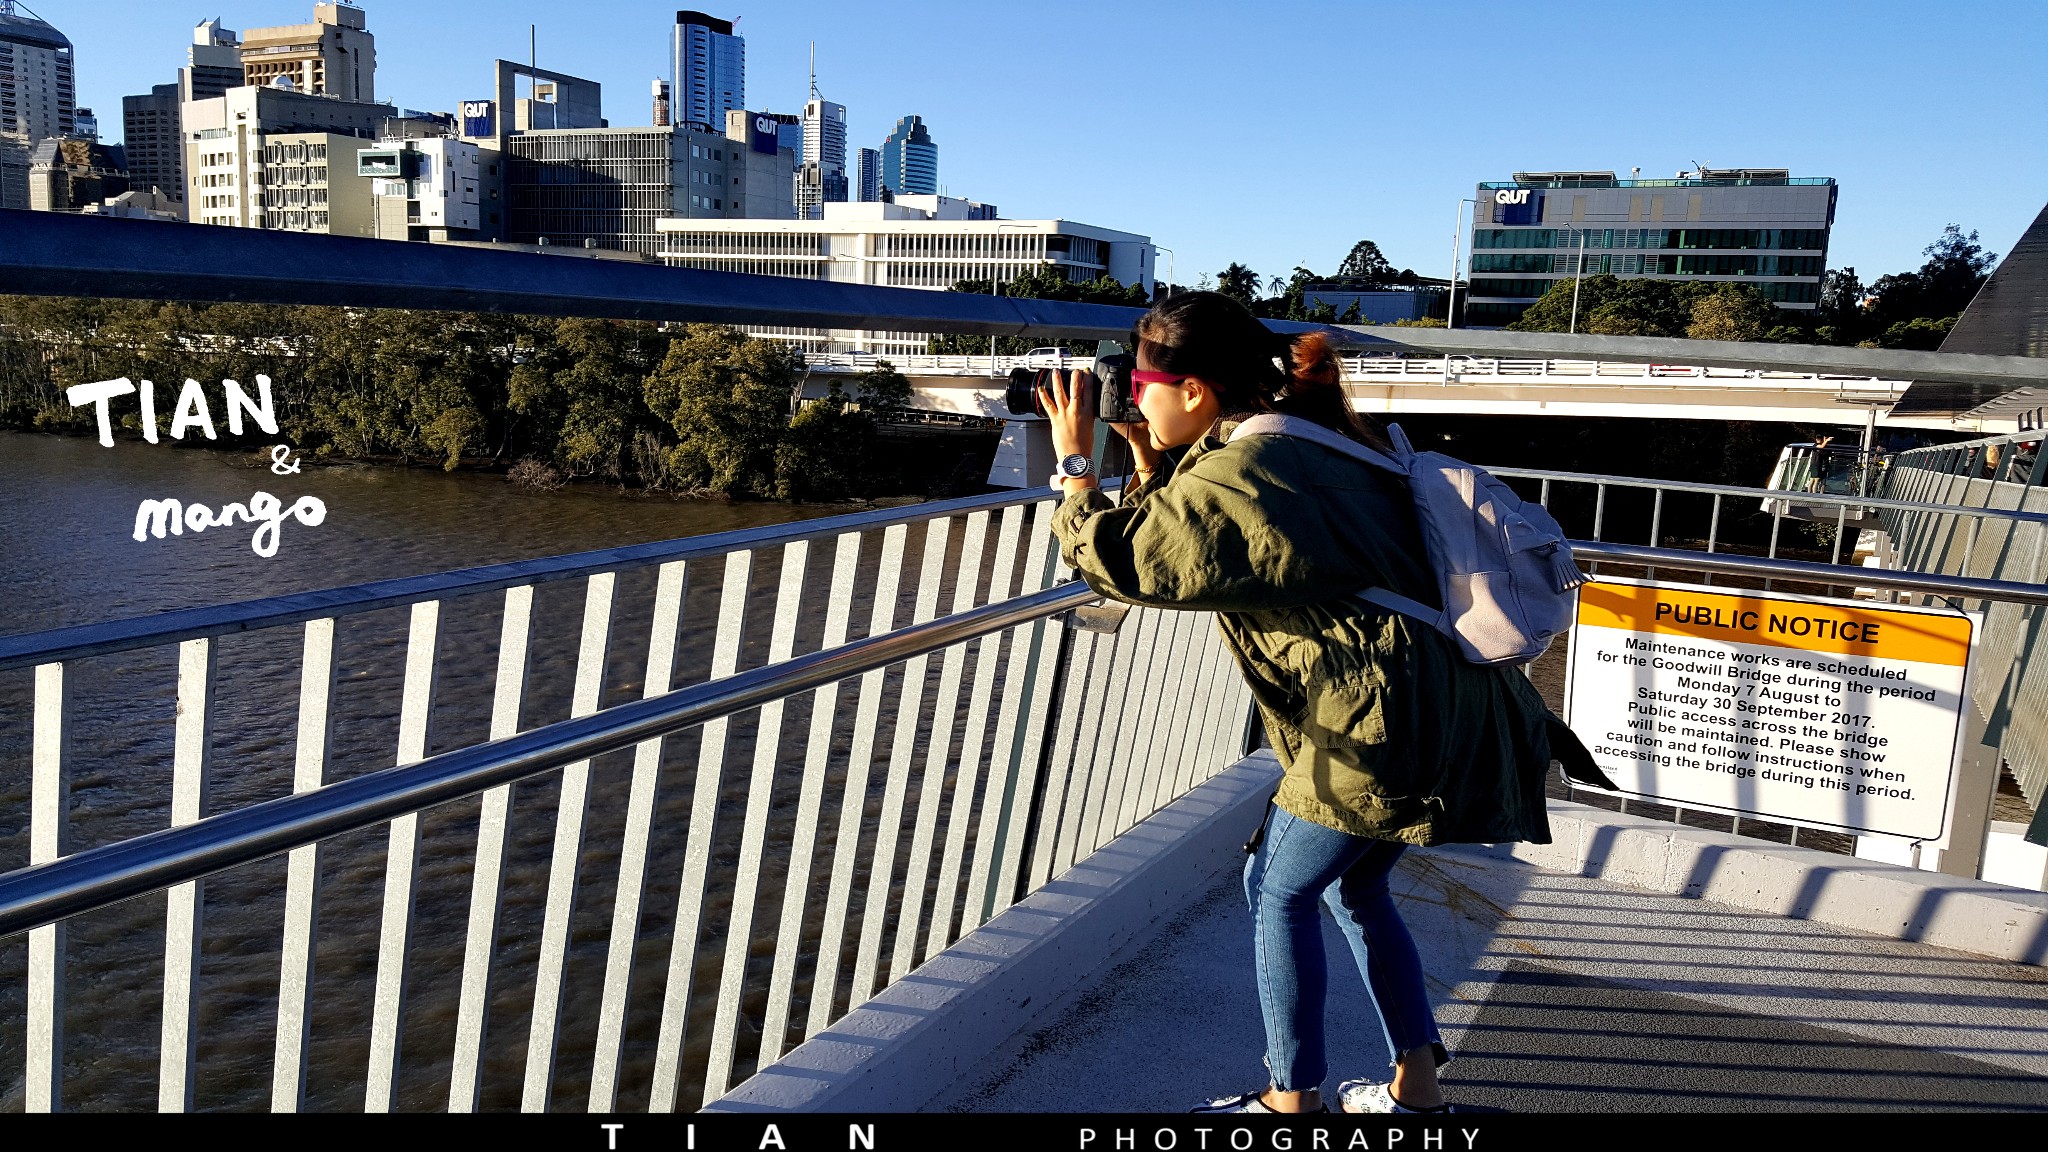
left=0, top=430, right=940, bottom=1112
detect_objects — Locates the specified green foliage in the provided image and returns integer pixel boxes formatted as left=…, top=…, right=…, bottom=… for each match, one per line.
left=1506, top=276, right=1792, bottom=342
left=645, top=324, right=807, bottom=495
left=0, top=296, right=935, bottom=502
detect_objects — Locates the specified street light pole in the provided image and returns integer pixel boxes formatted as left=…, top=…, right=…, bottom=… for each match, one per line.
left=1570, top=226, right=1587, bottom=334
left=1447, top=198, right=1476, bottom=329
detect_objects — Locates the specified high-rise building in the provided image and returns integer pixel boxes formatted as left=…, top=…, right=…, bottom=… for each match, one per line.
left=795, top=89, right=846, bottom=220
left=0, top=0, right=75, bottom=208
left=879, top=115, right=937, bottom=197
left=182, top=19, right=243, bottom=104
left=240, top=3, right=376, bottom=103
left=71, top=106, right=95, bottom=140
left=652, top=79, right=671, bottom=127
left=1464, top=168, right=1837, bottom=325
left=121, top=83, right=181, bottom=202
left=671, top=11, right=743, bottom=130
left=856, top=147, right=880, bottom=203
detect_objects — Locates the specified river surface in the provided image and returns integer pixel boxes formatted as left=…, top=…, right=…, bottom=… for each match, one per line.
left=0, top=431, right=980, bottom=1111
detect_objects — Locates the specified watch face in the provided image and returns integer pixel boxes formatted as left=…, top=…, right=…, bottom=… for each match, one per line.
left=1060, top=453, right=1092, bottom=477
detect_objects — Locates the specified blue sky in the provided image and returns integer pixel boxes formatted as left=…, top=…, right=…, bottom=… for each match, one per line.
left=58, top=0, right=2048, bottom=287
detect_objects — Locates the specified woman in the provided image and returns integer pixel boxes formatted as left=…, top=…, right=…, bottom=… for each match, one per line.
left=1041, top=292, right=1561, bottom=1115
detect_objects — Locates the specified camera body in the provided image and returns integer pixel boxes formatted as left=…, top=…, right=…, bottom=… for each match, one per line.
left=1001, top=341, right=1142, bottom=424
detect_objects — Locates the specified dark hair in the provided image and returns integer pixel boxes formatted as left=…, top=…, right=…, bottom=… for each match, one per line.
left=1133, top=291, right=1388, bottom=451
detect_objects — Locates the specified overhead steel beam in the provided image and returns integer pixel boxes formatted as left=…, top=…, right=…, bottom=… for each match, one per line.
left=0, top=209, right=1358, bottom=344
left=6, top=210, right=2046, bottom=392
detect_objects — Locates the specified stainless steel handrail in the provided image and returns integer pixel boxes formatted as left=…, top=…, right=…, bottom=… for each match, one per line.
left=1492, top=465, right=2048, bottom=526
left=0, top=579, right=1100, bottom=938
left=1571, top=540, right=2048, bottom=605
left=0, top=485, right=1070, bottom=671
left=11, top=538, right=2047, bottom=940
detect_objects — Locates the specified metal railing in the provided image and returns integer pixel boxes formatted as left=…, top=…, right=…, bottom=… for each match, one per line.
left=0, top=486, right=1255, bottom=1113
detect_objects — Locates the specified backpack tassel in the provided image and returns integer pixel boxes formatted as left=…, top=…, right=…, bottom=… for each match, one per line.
left=1545, top=544, right=1589, bottom=592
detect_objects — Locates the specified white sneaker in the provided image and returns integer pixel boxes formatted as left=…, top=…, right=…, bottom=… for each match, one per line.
left=1190, top=1089, right=1329, bottom=1114
left=1337, top=1079, right=1453, bottom=1114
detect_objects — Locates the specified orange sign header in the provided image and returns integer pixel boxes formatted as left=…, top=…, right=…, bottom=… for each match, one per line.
left=1575, top=580, right=1971, bottom=666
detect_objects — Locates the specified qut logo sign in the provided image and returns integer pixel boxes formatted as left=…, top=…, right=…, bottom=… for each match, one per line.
left=1494, top=189, right=1532, bottom=205
left=755, top=115, right=776, bottom=135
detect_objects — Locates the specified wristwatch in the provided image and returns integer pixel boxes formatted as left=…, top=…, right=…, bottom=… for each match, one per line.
left=1050, top=453, right=1094, bottom=488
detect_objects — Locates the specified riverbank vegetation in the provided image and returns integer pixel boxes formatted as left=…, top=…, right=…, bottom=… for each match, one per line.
left=0, top=297, right=947, bottom=500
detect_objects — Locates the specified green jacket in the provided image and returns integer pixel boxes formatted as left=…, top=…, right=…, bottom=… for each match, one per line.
left=1051, top=422, right=1556, bottom=846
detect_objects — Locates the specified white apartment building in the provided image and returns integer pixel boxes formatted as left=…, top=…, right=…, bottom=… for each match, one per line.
left=657, top=195, right=1155, bottom=354
left=361, top=136, right=485, bottom=240
left=183, top=83, right=394, bottom=230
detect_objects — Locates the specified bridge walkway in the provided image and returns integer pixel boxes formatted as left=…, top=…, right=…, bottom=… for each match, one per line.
left=944, top=824, right=2048, bottom=1113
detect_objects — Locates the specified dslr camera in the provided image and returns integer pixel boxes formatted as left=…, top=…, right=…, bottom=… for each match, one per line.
left=1002, top=340, right=1141, bottom=424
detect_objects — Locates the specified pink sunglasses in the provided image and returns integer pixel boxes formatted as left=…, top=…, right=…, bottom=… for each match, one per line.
left=1129, top=369, right=1191, bottom=406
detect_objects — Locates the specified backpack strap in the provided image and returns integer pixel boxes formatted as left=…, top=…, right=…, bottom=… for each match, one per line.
left=1227, top=414, right=1443, bottom=630
left=1228, top=413, right=1406, bottom=474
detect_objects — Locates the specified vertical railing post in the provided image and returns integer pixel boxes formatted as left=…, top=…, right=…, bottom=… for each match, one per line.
left=159, top=637, right=215, bottom=1112
left=364, top=600, right=441, bottom=1113
left=27, top=661, right=70, bottom=1113
left=273, top=618, right=337, bottom=1112
left=521, top=573, right=617, bottom=1112
left=587, top=562, right=688, bottom=1111
left=649, top=550, right=754, bottom=1113
left=703, top=543, right=812, bottom=1103
left=448, top=585, right=536, bottom=1112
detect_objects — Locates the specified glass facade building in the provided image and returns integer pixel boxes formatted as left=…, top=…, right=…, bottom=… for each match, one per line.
left=1464, top=169, right=1836, bottom=325
left=879, top=114, right=937, bottom=197
left=671, top=11, right=744, bottom=131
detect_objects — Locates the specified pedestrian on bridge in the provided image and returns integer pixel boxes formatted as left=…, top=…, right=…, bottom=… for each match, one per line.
left=1042, top=292, right=1569, bottom=1115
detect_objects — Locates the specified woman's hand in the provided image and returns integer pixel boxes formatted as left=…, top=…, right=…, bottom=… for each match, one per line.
left=1038, top=368, right=1095, bottom=462
left=1110, top=422, right=1166, bottom=481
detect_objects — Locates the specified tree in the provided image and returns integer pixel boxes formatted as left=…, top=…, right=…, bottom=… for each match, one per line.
left=1337, top=240, right=1396, bottom=286
left=644, top=324, right=807, bottom=496
left=1686, top=286, right=1782, bottom=342
left=508, top=317, right=667, bottom=477
left=1866, top=224, right=1997, bottom=332
left=1216, top=262, right=1261, bottom=305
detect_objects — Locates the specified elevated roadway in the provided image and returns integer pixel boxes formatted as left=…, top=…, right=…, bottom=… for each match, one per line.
left=804, top=353, right=1958, bottom=428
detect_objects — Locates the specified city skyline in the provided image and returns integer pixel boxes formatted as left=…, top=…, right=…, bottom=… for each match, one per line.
left=45, top=0, right=2048, bottom=288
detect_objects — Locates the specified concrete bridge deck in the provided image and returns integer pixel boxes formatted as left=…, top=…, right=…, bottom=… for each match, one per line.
left=717, top=756, right=2048, bottom=1114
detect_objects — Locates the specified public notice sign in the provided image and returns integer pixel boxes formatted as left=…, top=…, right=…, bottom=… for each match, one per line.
left=1563, top=577, right=1976, bottom=841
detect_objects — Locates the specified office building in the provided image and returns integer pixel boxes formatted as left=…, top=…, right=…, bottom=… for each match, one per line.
left=28, top=136, right=126, bottom=212
left=879, top=115, right=936, bottom=197
left=671, top=11, right=743, bottom=130
left=183, top=19, right=244, bottom=104
left=0, top=1, right=74, bottom=143
left=1, top=0, right=74, bottom=208
left=121, top=84, right=181, bottom=201
left=652, top=79, right=671, bottom=127
left=795, top=92, right=847, bottom=220
left=72, top=106, right=94, bottom=140
left=362, top=135, right=485, bottom=241
left=83, top=188, right=182, bottom=221
left=856, top=146, right=879, bottom=202
left=1465, top=167, right=1837, bottom=326
left=240, top=2, right=375, bottom=103
left=509, top=114, right=794, bottom=253
left=657, top=196, right=1150, bottom=355
left=182, top=84, right=395, bottom=229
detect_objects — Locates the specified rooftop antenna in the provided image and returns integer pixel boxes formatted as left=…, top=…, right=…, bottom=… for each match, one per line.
left=809, top=41, right=818, bottom=100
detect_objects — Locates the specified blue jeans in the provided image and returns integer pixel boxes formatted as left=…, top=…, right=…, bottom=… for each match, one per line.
left=1241, top=804, right=1443, bottom=1092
